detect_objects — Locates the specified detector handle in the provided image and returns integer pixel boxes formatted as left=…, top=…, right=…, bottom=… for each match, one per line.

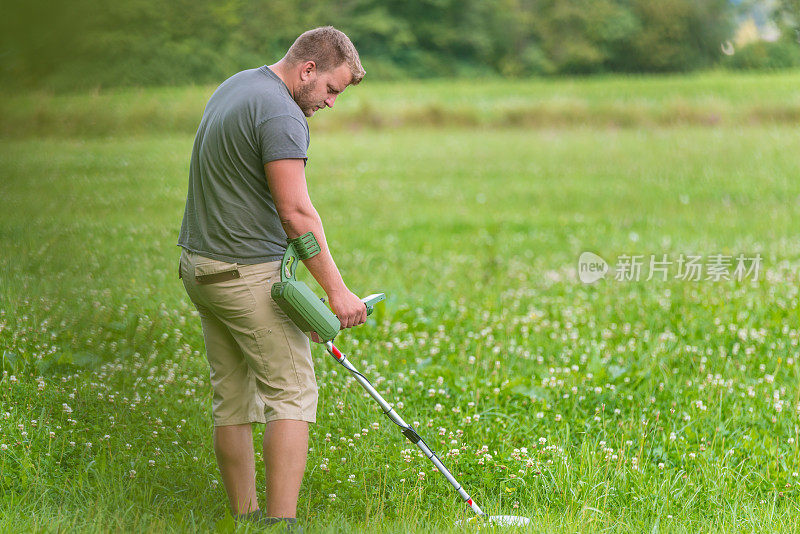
left=360, top=293, right=385, bottom=316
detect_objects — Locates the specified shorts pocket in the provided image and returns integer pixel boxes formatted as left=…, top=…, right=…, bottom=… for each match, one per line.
left=249, top=327, right=273, bottom=382
left=194, top=261, right=257, bottom=318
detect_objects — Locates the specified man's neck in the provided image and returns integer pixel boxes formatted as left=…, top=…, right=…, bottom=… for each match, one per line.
left=268, top=60, right=295, bottom=98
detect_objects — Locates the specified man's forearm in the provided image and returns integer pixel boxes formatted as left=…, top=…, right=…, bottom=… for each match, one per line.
left=281, top=210, right=348, bottom=296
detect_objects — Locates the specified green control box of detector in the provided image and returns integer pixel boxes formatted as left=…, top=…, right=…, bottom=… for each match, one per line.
left=272, top=279, right=341, bottom=341
left=271, top=232, right=384, bottom=342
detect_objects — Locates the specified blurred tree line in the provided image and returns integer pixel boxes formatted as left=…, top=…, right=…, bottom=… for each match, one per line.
left=1, top=0, right=797, bottom=91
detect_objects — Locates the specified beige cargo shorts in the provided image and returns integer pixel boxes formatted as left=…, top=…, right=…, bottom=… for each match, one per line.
left=179, top=248, right=317, bottom=426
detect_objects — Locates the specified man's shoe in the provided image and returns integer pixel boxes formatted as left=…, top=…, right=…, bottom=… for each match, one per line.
left=233, top=508, right=263, bottom=526
left=232, top=509, right=302, bottom=532
left=256, top=516, right=302, bottom=532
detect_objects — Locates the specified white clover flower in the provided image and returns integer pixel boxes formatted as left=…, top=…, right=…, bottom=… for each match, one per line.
left=371, top=422, right=379, bottom=430
left=328, top=494, right=336, bottom=501
left=418, top=471, right=426, bottom=480
left=0, top=444, right=7, bottom=451
left=658, top=463, right=665, bottom=470
left=62, top=404, right=72, bottom=414
left=129, top=470, right=136, bottom=478
left=434, top=404, right=443, bottom=412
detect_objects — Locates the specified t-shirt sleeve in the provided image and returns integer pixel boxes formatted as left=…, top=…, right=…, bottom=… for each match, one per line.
left=257, top=115, right=309, bottom=165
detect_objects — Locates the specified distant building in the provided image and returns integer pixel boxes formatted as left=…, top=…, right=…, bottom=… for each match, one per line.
left=732, top=0, right=781, bottom=46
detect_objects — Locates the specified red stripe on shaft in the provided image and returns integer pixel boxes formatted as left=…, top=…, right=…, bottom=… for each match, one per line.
left=467, top=499, right=473, bottom=506
left=331, top=345, right=343, bottom=360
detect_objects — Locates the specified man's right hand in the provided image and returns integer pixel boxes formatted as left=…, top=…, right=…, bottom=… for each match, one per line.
left=328, top=288, right=367, bottom=329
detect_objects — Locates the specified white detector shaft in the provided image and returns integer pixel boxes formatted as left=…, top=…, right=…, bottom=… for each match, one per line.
left=325, top=341, right=485, bottom=516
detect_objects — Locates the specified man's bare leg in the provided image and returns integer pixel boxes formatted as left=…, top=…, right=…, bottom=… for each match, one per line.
left=213, top=423, right=259, bottom=515
left=262, top=419, right=309, bottom=517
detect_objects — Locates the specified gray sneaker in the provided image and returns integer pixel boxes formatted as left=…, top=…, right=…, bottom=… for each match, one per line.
left=256, top=516, right=302, bottom=533
left=233, top=509, right=302, bottom=532
left=233, top=508, right=264, bottom=527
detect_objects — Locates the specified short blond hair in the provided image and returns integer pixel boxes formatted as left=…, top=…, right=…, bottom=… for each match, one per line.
left=285, top=26, right=365, bottom=85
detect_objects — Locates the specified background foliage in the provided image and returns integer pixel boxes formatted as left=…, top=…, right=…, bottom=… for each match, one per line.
left=2, top=0, right=798, bottom=91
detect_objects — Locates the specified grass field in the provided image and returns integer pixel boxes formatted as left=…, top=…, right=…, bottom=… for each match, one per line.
left=1, top=72, right=800, bottom=532
left=2, top=69, right=800, bottom=137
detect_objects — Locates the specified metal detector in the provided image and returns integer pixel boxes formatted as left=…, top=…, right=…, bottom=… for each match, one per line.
left=271, top=232, right=531, bottom=527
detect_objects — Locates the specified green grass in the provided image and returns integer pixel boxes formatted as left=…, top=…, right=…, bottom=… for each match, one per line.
left=2, top=69, right=800, bottom=137
left=1, top=72, right=800, bottom=532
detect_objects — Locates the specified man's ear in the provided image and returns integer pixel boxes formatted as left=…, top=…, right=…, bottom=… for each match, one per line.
left=299, top=61, right=316, bottom=82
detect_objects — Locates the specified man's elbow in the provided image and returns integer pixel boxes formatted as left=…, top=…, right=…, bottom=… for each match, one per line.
left=279, top=206, right=319, bottom=234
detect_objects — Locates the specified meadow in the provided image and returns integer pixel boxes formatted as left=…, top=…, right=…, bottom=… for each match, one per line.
left=1, top=71, right=799, bottom=532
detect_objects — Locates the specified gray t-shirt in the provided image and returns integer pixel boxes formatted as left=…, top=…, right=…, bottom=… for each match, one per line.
left=177, top=66, right=310, bottom=264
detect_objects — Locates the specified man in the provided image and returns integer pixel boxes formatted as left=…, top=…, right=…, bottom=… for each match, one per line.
left=177, top=26, right=367, bottom=529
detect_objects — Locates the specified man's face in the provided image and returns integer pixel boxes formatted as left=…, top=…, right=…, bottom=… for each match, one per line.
left=294, top=62, right=352, bottom=117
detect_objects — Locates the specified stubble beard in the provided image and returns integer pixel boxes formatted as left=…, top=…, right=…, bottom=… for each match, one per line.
left=294, top=79, right=319, bottom=117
